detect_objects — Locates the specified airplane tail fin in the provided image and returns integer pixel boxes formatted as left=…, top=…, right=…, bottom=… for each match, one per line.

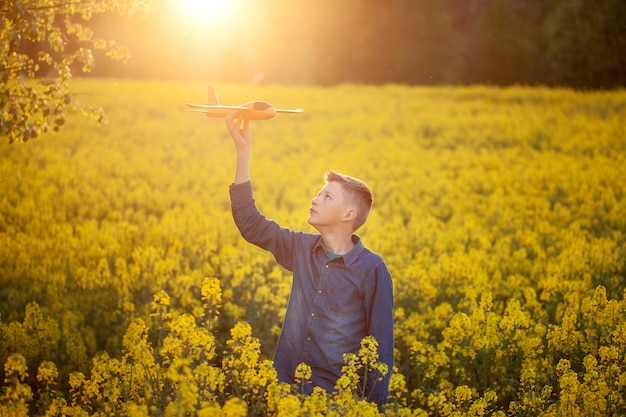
left=208, top=85, right=219, bottom=105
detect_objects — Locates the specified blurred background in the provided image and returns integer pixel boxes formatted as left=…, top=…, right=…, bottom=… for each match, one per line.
left=83, top=0, right=625, bottom=89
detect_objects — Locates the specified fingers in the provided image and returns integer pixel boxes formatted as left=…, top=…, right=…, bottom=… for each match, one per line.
left=225, top=111, right=251, bottom=152
left=225, top=111, right=245, bottom=133
left=224, top=111, right=238, bottom=132
left=225, top=114, right=239, bottom=141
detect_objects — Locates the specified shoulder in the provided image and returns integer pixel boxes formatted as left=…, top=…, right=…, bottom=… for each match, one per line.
left=352, top=241, right=390, bottom=276
left=358, top=243, right=382, bottom=260
left=351, top=237, right=386, bottom=266
left=299, top=231, right=323, bottom=248
left=277, top=229, right=321, bottom=251
left=356, top=247, right=393, bottom=295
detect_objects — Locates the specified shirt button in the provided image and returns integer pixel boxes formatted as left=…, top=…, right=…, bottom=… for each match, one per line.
left=318, top=290, right=322, bottom=293
left=311, top=313, right=315, bottom=317
left=307, top=337, right=311, bottom=341
left=325, top=265, right=329, bottom=268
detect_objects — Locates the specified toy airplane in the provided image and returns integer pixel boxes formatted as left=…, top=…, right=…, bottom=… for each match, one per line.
left=185, top=85, right=303, bottom=120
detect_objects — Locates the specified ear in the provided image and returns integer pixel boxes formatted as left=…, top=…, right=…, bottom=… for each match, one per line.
left=343, top=209, right=357, bottom=222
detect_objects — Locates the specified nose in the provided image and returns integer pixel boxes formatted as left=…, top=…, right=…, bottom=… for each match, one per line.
left=311, top=196, right=319, bottom=206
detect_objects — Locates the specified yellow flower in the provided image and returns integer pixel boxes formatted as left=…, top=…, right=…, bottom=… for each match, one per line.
left=222, top=398, right=248, bottom=417
left=36, top=361, right=58, bottom=387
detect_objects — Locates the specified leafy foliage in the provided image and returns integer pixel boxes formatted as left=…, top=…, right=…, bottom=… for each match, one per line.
left=0, top=0, right=148, bottom=143
left=545, top=0, right=626, bottom=89
left=0, top=81, right=625, bottom=415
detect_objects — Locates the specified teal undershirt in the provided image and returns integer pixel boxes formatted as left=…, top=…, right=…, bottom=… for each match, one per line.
left=326, top=251, right=342, bottom=259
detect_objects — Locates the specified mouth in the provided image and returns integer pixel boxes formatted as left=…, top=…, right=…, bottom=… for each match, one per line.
left=309, top=208, right=316, bottom=215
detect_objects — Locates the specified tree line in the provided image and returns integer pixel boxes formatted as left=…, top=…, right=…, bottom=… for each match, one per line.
left=88, top=0, right=626, bottom=88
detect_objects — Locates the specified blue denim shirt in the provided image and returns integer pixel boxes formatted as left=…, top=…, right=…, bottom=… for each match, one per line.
left=230, top=181, right=394, bottom=407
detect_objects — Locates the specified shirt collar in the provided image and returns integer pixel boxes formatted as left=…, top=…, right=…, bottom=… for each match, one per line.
left=313, top=235, right=364, bottom=266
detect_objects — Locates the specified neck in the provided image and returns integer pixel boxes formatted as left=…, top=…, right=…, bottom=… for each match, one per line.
left=320, top=231, right=355, bottom=255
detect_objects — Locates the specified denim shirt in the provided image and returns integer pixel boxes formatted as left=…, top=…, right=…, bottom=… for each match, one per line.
left=230, top=181, right=394, bottom=407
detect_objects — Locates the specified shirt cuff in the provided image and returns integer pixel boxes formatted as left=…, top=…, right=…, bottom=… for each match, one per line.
left=229, top=180, right=254, bottom=207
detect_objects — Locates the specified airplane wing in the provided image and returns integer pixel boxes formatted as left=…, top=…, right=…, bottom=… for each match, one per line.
left=274, top=108, right=303, bottom=113
left=184, top=103, right=255, bottom=118
left=185, top=100, right=302, bottom=120
left=185, top=103, right=251, bottom=111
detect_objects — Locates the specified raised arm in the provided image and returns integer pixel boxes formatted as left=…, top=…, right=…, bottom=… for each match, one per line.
left=225, top=111, right=251, bottom=184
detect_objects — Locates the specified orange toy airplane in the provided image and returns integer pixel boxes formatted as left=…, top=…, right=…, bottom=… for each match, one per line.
left=185, top=86, right=303, bottom=120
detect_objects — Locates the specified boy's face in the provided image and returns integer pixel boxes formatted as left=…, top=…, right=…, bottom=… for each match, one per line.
left=308, top=181, right=351, bottom=229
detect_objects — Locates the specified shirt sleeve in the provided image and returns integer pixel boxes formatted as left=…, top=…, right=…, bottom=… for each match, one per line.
left=229, top=181, right=297, bottom=271
left=365, top=259, right=394, bottom=408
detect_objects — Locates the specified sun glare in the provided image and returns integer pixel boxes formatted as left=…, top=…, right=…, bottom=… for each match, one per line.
left=179, top=0, right=239, bottom=25
left=181, top=0, right=227, bottom=15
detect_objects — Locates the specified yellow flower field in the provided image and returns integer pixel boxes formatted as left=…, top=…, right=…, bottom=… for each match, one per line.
left=0, top=80, right=625, bottom=416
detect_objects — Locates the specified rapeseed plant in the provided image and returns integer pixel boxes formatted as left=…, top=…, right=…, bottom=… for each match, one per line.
left=1, top=81, right=625, bottom=415
left=1, top=354, right=32, bottom=416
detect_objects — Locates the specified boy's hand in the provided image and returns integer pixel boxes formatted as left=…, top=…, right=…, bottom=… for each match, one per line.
left=225, top=111, right=250, bottom=153
left=226, top=111, right=251, bottom=184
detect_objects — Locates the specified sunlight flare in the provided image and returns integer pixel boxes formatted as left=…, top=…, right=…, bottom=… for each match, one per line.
left=178, top=0, right=240, bottom=27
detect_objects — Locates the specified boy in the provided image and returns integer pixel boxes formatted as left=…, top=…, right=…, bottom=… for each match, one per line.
left=225, top=112, right=394, bottom=408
